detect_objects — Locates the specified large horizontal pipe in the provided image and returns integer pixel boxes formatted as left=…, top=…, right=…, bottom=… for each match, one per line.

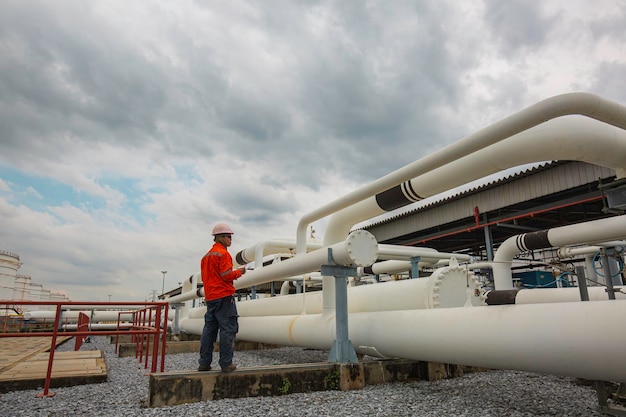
left=234, top=239, right=322, bottom=267
left=232, top=230, right=378, bottom=290
left=23, top=310, right=135, bottom=323
left=319, top=114, right=626, bottom=309
left=557, top=241, right=626, bottom=258
left=224, top=301, right=626, bottom=382
left=61, top=323, right=134, bottom=330
left=187, top=263, right=482, bottom=318
left=322, top=116, right=626, bottom=256
left=376, top=245, right=471, bottom=262
left=486, top=287, right=626, bottom=305
left=299, top=93, right=626, bottom=256
left=167, top=231, right=378, bottom=304
left=493, top=215, right=626, bottom=289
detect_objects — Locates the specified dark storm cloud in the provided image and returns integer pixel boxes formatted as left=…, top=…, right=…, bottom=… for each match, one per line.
left=246, top=1, right=471, bottom=184
left=482, top=0, right=556, bottom=53
left=0, top=3, right=167, bottom=144
left=591, top=62, right=626, bottom=103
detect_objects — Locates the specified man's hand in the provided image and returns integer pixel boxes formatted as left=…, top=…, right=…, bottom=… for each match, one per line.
left=238, top=266, right=246, bottom=275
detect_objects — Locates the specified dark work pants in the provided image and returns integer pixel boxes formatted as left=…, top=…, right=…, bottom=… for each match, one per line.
left=199, top=295, right=239, bottom=369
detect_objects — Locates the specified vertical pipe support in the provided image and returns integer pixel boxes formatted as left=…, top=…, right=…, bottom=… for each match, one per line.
left=171, top=303, right=184, bottom=335
left=323, top=248, right=359, bottom=363
left=601, top=249, right=617, bottom=300
left=410, top=256, right=421, bottom=278
left=483, top=213, right=494, bottom=261
left=576, top=266, right=590, bottom=302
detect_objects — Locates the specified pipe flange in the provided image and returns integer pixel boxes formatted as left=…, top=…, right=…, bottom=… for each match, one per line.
left=428, top=265, right=482, bottom=308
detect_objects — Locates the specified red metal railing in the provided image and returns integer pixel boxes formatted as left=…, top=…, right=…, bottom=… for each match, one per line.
left=0, top=300, right=169, bottom=398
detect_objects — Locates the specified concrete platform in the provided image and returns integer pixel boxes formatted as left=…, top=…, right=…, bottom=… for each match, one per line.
left=149, top=359, right=468, bottom=407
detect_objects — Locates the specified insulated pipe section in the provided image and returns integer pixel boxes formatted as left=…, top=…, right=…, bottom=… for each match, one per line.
left=486, top=287, right=626, bottom=305
left=234, top=240, right=322, bottom=267
left=183, top=262, right=483, bottom=319
left=493, top=215, right=626, bottom=289
left=359, top=260, right=422, bottom=276
left=319, top=115, right=626, bottom=309
left=359, top=247, right=471, bottom=276
left=227, top=230, right=377, bottom=291
left=297, top=92, right=626, bottom=255
left=557, top=241, right=626, bottom=258
left=24, top=310, right=135, bottom=323
left=376, top=245, right=471, bottom=262
left=323, top=116, right=626, bottom=254
left=221, top=301, right=626, bottom=382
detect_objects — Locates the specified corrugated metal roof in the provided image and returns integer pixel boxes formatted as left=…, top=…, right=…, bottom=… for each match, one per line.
left=359, top=162, right=555, bottom=229
left=359, top=161, right=616, bottom=234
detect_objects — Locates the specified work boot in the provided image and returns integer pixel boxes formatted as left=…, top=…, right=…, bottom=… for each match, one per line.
left=221, top=364, right=236, bottom=372
left=197, top=364, right=212, bottom=372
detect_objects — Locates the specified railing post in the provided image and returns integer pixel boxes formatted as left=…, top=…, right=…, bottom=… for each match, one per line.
left=36, top=302, right=62, bottom=398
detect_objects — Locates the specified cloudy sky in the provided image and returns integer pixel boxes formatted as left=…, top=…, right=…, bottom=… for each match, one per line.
left=1, top=0, right=625, bottom=301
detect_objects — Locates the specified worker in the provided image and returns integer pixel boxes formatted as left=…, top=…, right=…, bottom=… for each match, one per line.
left=198, top=223, right=246, bottom=372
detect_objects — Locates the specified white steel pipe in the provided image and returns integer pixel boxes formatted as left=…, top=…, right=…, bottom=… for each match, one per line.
left=228, top=301, right=626, bottom=382
left=358, top=260, right=419, bottom=276
left=62, top=323, right=134, bottom=330
left=320, top=116, right=626, bottom=309
left=234, top=239, right=322, bottom=268
left=298, top=92, right=626, bottom=256
left=376, top=245, right=471, bottom=261
left=493, top=215, right=626, bottom=290
left=233, top=230, right=378, bottom=290
left=323, top=116, right=626, bottom=255
left=184, top=263, right=483, bottom=318
left=167, top=231, right=377, bottom=303
left=557, top=241, right=626, bottom=258
left=513, top=287, right=626, bottom=304
left=23, top=310, right=135, bottom=323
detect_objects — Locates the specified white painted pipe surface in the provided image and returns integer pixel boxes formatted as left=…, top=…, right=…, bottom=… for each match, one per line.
left=228, top=301, right=626, bottom=382
left=234, top=239, right=322, bottom=267
left=323, top=117, right=626, bottom=257
left=183, top=263, right=483, bottom=318
left=493, top=215, right=626, bottom=290
left=62, top=323, right=134, bottom=330
left=320, top=115, right=626, bottom=308
left=357, top=260, right=418, bottom=276
left=23, top=310, right=135, bottom=323
left=376, top=245, right=471, bottom=261
left=233, top=230, right=378, bottom=290
left=298, top=93, right=626, bottom=256
left=557, top=241, right=626, bottom=258
left=514, top=287, right=626, bottom=304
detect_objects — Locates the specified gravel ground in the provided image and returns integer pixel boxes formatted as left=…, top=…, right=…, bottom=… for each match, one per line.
left=0, top=336, right=608, bottom=417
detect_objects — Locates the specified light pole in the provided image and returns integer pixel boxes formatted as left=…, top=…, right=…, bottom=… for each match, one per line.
left=108, top=294, right=112, bottom=302
left=161, top=270, right=167, bottom=295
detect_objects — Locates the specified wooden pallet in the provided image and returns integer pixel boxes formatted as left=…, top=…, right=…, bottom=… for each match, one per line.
left=0, top=337, right=107, bottom=392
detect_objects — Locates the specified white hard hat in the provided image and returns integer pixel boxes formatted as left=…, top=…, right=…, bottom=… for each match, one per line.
left=212, top=223, right=234, bottom=236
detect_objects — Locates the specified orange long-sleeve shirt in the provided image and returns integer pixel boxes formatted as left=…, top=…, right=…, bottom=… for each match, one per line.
left=201, top=242, right=242, bottom=301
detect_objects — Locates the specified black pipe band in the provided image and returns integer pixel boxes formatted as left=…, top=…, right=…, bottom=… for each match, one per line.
left=522, top=230, right=551, bottom=250
left=235, top=251, right=248, bottom=265
left=485, top=289, right=520, bottom=305
left=376, top=183, right=422, bottom=211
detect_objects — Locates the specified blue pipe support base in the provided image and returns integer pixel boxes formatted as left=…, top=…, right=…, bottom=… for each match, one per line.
left=322, top=248, right=359, bottom=364
left=329, top=339, right=359, bottom=363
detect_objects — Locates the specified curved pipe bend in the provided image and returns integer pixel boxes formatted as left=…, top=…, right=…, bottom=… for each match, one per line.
left=297, top=92, right=626, bottom=255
